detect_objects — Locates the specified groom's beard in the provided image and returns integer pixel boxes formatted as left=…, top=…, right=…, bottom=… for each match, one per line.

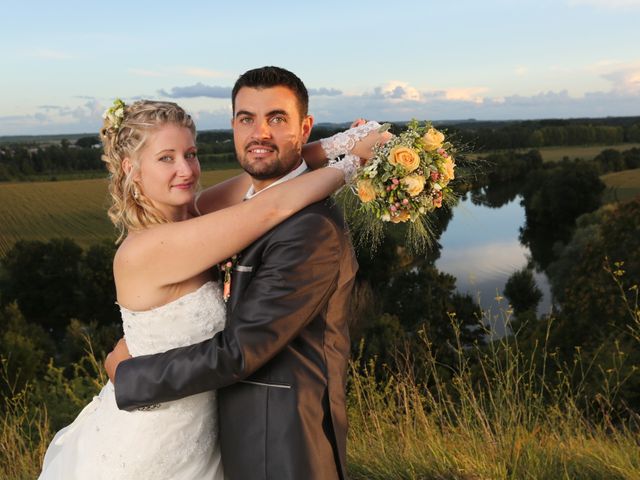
left=238, top=140, right=302, bottom=180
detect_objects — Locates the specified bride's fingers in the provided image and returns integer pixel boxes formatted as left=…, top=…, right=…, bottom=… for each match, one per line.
left=351, top=131, right=390, bottom=160
left=350, top=118, right=367, bottom=128
left=378, top=130, right=392, bottom=143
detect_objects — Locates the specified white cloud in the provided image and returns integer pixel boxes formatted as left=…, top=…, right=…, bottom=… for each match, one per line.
left=190, top=107, right=233, bottom=128
left=0, top=99, right=106, bottom=135
left=589, top=61, right=640, bottom=94
left=444, top=87, right=489, bottom=104
left=379, top=81, right=422, bottom=101
left=158, top=83, right=231, bottom=99
left=515, top=66, right=528, bottom=77
left=3, top=82, right=640, bottom=136
left=181, top=67, right=225, bottom=78
left=308, top=84, right=640, bottom=125
left=308, top=87, right=342, bottom=96
left=157, top=82, right=343, bottom=99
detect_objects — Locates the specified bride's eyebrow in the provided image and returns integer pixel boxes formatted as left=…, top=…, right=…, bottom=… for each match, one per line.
left=154, top=148, right=176, bottom=155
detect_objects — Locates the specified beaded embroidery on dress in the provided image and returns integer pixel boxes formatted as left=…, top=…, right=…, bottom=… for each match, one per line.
left=38, top=281, right=226, bottom=480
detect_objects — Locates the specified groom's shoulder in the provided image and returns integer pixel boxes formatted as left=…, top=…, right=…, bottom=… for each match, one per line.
left=291, top=198, right=346, bottom=229
left=269, top=198, right=345, bottom=240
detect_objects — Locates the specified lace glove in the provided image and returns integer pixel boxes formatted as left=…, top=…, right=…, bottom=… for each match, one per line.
left=320, top=121, right=382, bottom=160
left=327, top=154, right=360, bottom=183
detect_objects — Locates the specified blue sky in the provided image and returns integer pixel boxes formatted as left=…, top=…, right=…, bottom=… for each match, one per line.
left=1, top=0, right=639, bottom=135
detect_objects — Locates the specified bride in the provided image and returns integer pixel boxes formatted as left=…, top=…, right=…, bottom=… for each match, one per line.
left=37, top=99, right=387, bottom=479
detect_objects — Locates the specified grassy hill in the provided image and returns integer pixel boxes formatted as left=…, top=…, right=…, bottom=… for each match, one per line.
left=2, top=163, right=639, bottom=258
left=466, top=143, right=640, bottom=163
left=0, top=169, right=241, bottom=256
left=601, top=168, right=640, bottom=204
left=537, top=143, right=640, bottom=163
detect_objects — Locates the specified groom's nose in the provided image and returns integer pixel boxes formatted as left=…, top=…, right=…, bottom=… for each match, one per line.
left=251, top=119, right=272, bottom=140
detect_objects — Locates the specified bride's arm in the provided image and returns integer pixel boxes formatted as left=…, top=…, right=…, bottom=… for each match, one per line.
left=193, top=122, right=389, bottom=214
left=191, top=140, right=329, bottom=214
left=115, top=165, right=348, bottom=289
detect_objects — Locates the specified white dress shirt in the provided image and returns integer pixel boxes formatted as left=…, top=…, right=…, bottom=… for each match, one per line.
left=244, top=160, right=308, bottom=200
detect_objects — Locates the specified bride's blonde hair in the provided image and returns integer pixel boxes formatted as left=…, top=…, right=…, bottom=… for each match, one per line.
left=100, top=100, right=196, bottom=242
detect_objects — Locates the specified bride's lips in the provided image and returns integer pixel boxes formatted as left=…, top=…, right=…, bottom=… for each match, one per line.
left=171, top=182, right=194, bottom=190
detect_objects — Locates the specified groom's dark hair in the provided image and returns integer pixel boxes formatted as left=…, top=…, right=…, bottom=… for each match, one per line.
left=231, top=66, right=309, bottom=118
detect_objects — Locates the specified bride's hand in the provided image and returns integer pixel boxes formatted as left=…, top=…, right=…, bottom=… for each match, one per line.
left=105, top=338, right=132, bottom=383
left=350, top=123, right=392, bottom=160
left=320, top=120, right=393, bottom=162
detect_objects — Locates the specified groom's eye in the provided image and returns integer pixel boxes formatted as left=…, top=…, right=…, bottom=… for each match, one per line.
left=238, top=116, right=253, bottom=125
left=269, top=116, right=286, bottom=125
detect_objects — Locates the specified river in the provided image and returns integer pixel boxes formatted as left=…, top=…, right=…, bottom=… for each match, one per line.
left=436, top=193, right=552, bottom=336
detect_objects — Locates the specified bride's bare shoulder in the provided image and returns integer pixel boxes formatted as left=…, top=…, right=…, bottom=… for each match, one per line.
left=112, top=230, right=156, bottom=283
left=113, top=232, right=162, bottom=307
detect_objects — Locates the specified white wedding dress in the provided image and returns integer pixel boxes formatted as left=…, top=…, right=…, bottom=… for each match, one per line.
left=38, top=281, right=226, bottom=480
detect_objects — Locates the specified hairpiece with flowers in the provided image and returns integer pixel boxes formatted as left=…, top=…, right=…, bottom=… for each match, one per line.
left=103, top=98, right=126, bottom=133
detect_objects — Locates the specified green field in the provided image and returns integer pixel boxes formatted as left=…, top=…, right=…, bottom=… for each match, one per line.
left=0, top=169, right=241, bottom=257
left=2, top=164, right=638, bottom=258
left=601, top=168, right=640, bottom=204
left=470, top=143, right=640, bottom=162
left=538, top=143, right=640, bottom=162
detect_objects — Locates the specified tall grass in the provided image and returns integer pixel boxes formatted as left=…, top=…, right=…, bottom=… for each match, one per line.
left=0, top=338, right=105, bottom=479
left=347, top=309, right=640, bottom=479
left=2, top=314, right=639, bottom=479
left=0, top=360, right=51, bottom=480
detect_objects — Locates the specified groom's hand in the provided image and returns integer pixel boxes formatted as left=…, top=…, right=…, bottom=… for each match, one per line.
left=105, top=338, right=132, bottom=384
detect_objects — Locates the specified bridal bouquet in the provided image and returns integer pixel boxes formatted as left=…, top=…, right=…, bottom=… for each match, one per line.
left=342, top=120, right=459, bottom=252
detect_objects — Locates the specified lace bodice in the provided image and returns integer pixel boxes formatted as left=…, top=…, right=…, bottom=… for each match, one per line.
left=120, top=281, right=226, bottom=357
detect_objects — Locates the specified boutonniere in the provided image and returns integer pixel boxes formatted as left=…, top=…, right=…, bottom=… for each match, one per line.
left=219, top=255, right=239, bottom=302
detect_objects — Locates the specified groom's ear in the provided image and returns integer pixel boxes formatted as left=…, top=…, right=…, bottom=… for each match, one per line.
left=301, top=114, right=314, bottom=144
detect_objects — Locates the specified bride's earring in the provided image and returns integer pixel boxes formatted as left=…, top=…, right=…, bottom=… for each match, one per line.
left=133, top=185, right=140, bottom=200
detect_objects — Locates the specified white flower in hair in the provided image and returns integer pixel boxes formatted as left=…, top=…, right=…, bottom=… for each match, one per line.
left=103, top=99, right=126, bottom=131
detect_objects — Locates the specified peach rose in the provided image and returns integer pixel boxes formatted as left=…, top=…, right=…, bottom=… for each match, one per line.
left=401, top=174, right=425, bottom=197
left=422, top=128, right=445, bottom=151
left=356, top=179, right=376, bottom=203
left=388, top=146, right=420, bottom=172
left=390, top=209, right=411, bottom=223
left=441, top=157, right=455, bottom=183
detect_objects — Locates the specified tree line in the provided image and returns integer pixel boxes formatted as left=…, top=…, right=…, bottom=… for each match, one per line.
left=2, top=117, right=640, bottom=181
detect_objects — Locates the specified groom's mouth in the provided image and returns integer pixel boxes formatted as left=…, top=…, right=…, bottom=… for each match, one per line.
left=246, top=142, right=277, bottom=158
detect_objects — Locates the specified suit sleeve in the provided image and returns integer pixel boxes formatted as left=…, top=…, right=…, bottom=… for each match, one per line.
left=114, top=211, right=342, bottom=411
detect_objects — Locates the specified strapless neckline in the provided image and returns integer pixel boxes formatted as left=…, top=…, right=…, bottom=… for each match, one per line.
left=117, top=280, right=215, bottom=314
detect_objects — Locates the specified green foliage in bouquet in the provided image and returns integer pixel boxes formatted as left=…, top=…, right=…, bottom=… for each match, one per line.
left=338, top=120, right=464, bottom=253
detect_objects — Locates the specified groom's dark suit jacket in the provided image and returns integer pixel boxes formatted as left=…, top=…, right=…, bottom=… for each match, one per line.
left=114, top=199, right=358, bottom=480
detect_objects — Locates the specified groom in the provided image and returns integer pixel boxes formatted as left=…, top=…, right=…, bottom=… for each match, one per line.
left=107, top=66, right=358, bottom=480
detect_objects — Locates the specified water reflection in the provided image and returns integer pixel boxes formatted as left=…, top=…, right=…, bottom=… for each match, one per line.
left=436, top=194, right=552, bottom=336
